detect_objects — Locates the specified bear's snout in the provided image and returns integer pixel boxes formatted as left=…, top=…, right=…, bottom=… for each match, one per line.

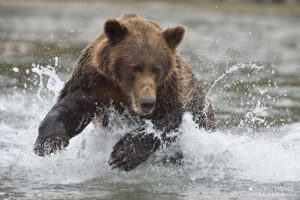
left=140, top=96, right=155, bottom=114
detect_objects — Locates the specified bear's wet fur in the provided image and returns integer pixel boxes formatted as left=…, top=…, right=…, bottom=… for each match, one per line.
left=34, top=13, right=215, bottom=171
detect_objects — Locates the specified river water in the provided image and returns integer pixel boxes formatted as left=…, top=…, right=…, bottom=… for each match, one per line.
left=1, top=1, right=300, bottom=199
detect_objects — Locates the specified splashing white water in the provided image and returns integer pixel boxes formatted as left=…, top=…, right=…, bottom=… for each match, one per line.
left=179, top=113, right=300, bottom=183
left=31, top=63, right=64, bottom=102
left=1, top=62, right=300, bottom=188
left=207, top=62, right=264, bottom=96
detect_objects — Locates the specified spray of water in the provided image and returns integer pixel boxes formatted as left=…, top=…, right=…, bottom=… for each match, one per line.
left=31, top=63, right=64, bottom=102
left=207, top=62, right=264, bottom=96
left=1, top=60, right=300, bottom=187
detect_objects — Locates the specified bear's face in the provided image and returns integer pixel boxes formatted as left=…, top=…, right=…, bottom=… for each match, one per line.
left=113, top=45, right=168, bottom=115
left=103, top=16, right=185, bottom=115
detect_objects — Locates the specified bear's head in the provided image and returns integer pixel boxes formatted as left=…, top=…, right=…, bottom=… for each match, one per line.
left=97, top=13, right=185, bottom=115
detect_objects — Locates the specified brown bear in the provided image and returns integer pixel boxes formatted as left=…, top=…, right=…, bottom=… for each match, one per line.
left=34, top=13, right=215, bottom=171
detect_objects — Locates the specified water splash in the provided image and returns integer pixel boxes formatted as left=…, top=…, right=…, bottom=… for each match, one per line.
left=207, top=62, right=264, bottom=96
left=179, top=113, right=300, bottom=183
left=1, top=61, right=300, bottom=190
left=31, top=63, right=64, bottom=102
left=202, top=62, right=265, bottom=129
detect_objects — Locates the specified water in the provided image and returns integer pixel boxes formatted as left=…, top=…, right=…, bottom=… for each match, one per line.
left=1, top=1, right=300, bottom=199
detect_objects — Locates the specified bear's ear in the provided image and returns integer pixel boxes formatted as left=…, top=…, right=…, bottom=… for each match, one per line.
left=104, top=19, right=128, bottom=43
left=163, top=26, right=185, bottom=50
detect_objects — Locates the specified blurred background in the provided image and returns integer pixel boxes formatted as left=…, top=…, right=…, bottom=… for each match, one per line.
left=1, top=0, right=300, bottom=199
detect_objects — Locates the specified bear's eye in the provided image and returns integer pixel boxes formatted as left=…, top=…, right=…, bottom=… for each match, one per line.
left=152, top=67, right=160, bottom=75
left=132, top=66, right=143, bottom=73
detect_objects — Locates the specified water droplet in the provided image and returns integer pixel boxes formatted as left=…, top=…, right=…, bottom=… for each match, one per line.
left=55, top=57, right=58, bottom=67
left=12, top=67, right=19, bottom=72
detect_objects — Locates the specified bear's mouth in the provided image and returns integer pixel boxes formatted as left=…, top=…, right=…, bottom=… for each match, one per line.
left=130, top=93, right=155, bottom=115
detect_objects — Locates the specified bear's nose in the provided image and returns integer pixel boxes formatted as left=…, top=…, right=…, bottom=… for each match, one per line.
left=140, top=97, right=155, bottom=113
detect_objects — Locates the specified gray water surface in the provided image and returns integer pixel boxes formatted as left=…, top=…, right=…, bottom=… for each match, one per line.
left=1, top=1, right=300, bottom=199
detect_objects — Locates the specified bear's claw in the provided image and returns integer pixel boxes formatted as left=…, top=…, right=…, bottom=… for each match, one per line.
left=34, top=136, right=69, bottom=157
left=109, top=132, right=161, bottom=171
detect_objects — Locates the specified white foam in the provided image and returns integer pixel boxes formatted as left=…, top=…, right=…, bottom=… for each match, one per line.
left=179, top=113, right=300, bottom=183
left=1, top=63, right=300, bottom=186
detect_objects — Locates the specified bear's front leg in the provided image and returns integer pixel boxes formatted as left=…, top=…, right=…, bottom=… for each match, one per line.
left=109, top=112, right=182, bottom=171
left=109, top=127, right=161, bottom=171
left=34, top=89, right=96, bottom=156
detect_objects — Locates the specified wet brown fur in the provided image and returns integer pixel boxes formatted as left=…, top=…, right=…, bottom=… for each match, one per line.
left=58, top=13, right=215, bottom=130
